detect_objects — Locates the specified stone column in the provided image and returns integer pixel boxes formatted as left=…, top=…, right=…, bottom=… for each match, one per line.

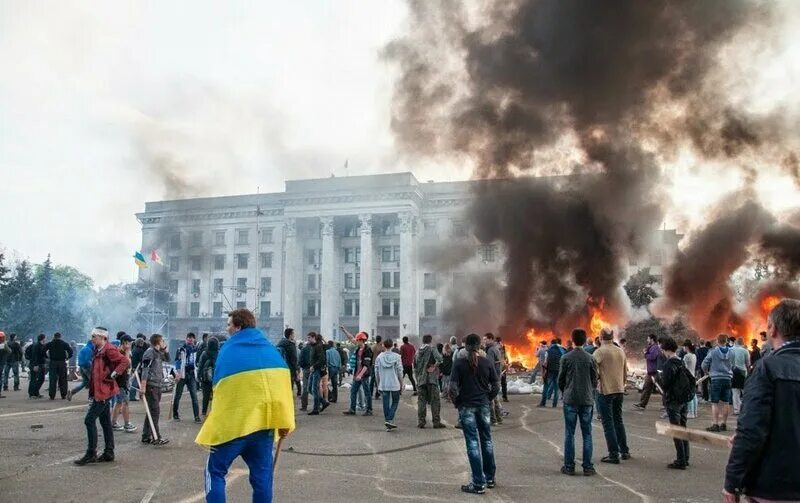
left=282, top=218, right=302, bottom=335
left=358, top=214, right=376, bottom=337
left=399, top=211, right=419, bottom=339
left=320, top=216, right=339, bottom=340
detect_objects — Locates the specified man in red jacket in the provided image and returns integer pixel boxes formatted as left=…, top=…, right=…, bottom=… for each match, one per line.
left=400, top=336, right=417, bottom=396
left=75, top=327, right=129, bottom=466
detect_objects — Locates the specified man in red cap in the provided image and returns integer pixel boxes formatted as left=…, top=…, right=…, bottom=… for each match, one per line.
left=341, top=326, right=374, bottom=416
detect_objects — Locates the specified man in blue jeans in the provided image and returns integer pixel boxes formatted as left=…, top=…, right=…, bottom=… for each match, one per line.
left=593, top=329, right=630, bottom=463
left=341, top=329, right=374, bottom=416
left=448, top=333, right=499, bottom=494
left=558, top=329, right=598, bottom=476
left=539, top=338, right=564, bottom=407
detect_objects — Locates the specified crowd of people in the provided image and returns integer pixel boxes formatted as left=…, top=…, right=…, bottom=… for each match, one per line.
left=0, top=297, right=798, bottom=502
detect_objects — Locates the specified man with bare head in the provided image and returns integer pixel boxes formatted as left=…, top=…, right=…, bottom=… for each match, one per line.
left=724, top=299, right=800, bottom=502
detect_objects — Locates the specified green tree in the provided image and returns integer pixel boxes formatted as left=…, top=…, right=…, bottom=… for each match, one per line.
left=4, top=260, right=38, bottom=337
left=621, top=316, right=668, bottom=354
left=33, top=254, right=59, bottom=333
left=51, top=264, right=94, bottom=340
left=624, top=267, right=660, bottom=309
left=0, top=253, right=11, bottom=322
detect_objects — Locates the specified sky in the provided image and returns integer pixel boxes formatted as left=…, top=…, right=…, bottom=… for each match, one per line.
left=1, top=1, right=799, bottom=287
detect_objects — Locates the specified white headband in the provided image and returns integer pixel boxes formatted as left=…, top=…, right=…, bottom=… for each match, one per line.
left=92, top=328, right=109, bottom=338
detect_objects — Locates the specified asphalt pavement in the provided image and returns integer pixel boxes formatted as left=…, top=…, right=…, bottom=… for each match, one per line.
left=0, top=380, right=733, bottom=503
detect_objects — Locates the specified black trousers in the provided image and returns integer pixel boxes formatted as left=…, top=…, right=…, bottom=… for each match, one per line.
left=501, top=374, right=508, bottom=400
left=402, top=365, right=417, bottom=391
left=85, top=400, right=114, bottom=455
left=290, top=369, right=301, bottom=397
left=638, top=374, right=656, bottom=407
left=173, top=372, right=199, bottom=419
left=328, top=368, right=338, bottom=402
left=201, top=381, right=213, bottom=415
left=28, top=366, right=45, bottom=397
left=48, top=361, right=68, bottom=399
left=142, top=386, right=162, bottom=441
left=666, top=402, right=690, bottom=465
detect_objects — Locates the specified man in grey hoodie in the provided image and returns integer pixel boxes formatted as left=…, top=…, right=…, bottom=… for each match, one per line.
left=701, top=333, right=734, bottom=432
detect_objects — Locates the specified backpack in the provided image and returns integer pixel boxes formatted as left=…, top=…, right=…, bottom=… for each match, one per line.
left=670, top=361, right=697, bottom=404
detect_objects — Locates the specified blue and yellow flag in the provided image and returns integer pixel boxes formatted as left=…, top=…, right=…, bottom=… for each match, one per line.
left=133, top=251, right=147, bottom=269
left=195, top=328, right=295, bottom=447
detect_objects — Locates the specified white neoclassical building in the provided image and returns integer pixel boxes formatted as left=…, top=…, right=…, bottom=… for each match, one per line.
left=136, top=172, right=680, bottom=343
left=136, top=172, right=498, bottom=342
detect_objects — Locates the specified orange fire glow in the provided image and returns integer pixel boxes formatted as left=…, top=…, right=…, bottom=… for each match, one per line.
left=504, top=328, right=553, bottom=370
left=760, top=295, right=780, bottom=315
left=588, top=298, right=612, bottom=338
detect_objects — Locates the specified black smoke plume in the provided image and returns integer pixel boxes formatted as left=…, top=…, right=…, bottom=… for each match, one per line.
left=386, top=0, right=788, bottom=339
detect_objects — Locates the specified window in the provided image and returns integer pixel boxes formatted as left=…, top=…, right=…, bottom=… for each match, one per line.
left=345, top=299, right=360, bottom=317
left=236, top=277, right=247, bottom=294
left=169, top=257, right=180, bottom=272
left=423, top=272, right=437, bottom=290
left=236, top=301, right=247, bottom=310
left=169, top=233, right=181, bottom=250
left=214, top=231, right=226, bottom=247
left=424, top=299, right=437, bottom=317
left=423, top=220, right=437, bottom=237
left=380, top=246, right=400, bottom=262
left=381, top=271, right=400, bottom=288
left=307, top=274, right=318, bottom=291
left=260, top=252, right=273, bottom=269
left=381, top=298, right=399, bottom=316
left=651, top=249, right=664, bottom=266
left=306, top=299, right=320, bottom=316
left=480, top=244, right=497, bottom=263
left=260, top=301, right=271, bottom=318
left=212, top=302, right=223, bottom=318
left=190, top=302, right=200, bottom=318
left=190, top=231, right=203, bottom=248
left=345, top=273, right=361, bottom=289
left=237, top=253, right=249, bottom=269
left=213, top=254, right=225, bottom=270
left=307, top=249, right=320, bottom=266
left=260, top=227, right=274, bottom=244
left=344, top=223, right=360, bottom=237
left=191, top=279, right=200, bottom=295
left=168, top=302, right=177, bottom=317
left=260, top=277, right=272, bottom=293
left=344, top=247, right=361, bottom=264
left=452, top=221, right=467, bottom=238
left=169, top=280, right=178, bottom=294
left=379, top=221, right=396, bottom=236
left=213, top=278, right=223, bottom=294
left=190, top=255, right=202, bottom=271
left=236, top=229, right=249, bottom=245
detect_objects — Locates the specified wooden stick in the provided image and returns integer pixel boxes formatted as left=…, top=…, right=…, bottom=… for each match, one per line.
left=655, top=421, right=730, bottom=448
left=273, top=435, right=285, bottom=474
left=696, top=374, right=710, bottom=385
left=134, top=368, right=159, bottom=441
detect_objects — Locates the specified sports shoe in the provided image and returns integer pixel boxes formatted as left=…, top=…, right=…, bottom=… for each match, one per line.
left=560, top=466, right=575, bottom=476
left=151, top=438, right=169, bottom=446
left=583, top=467, right=596, bottom=476
left=362, top=410, right=373, bottom=416
left=112, top=423, right=123, bottom=431
left=173, top=416, right=181, bottom=422
left=97, top=452, right=115, bottom=463
left=485, top=480, right=496, bottom=489
left=418, top=423, right=426, bottom=429
left=321, top=402, right=330, bottom=412
left=308, top=410, right=320, bottom=415
left=461, top=483, right=485, bottom=494
left=385, top=421, right=397, bottom=430
left=633, top=404, right=645, bottom=411
left=667, top=461, right=687, bottom=470
left=342, top=410, right=356, bottom=415
left=433, top=423, right=447, bottom=429
left=706, top=424, right=721, bottom=432
left=194, top=417, right=202, bottom=423
left=74, top=453, right=97, bottom=466
left=124, top=423, right=137, bottom=432
left=621, top=453, right=631, bottom=460
left=601, top=456, right=620, bottom=464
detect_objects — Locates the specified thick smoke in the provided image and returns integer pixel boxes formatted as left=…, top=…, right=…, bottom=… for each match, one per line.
left=386, top=0, right=792, bottom=339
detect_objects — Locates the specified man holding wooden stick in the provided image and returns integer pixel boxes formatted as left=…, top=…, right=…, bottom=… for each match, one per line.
left=723, top=298, right=800, bottom=502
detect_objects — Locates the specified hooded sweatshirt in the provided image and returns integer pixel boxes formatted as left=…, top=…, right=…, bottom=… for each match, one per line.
left=375, top=350, right=403, bottom=392
left=701, top=345, right=734, bottom=380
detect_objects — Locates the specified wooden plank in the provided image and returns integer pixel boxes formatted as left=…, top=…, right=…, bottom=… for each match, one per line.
left=655, top=421, right=730, bottom=448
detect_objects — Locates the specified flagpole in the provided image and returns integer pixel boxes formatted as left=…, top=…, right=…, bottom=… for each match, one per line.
left=150, top=263, right=155, bottom=335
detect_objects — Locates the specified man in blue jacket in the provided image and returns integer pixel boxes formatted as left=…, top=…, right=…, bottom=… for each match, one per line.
left=723, top=299, right=800, bottom=502
left=66, top=339, right=94, bottom=401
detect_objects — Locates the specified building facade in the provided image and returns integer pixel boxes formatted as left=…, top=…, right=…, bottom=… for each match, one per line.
left=137, top=172, right=680, bottom=343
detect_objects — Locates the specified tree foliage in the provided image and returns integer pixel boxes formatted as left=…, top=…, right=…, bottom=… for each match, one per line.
left=624, top=267, right=660, bottom=309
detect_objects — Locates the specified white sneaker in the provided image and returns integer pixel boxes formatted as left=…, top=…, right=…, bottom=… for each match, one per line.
left=112, top=423, right=123, bottom=431
left=124, top=423, right=138, bottom=432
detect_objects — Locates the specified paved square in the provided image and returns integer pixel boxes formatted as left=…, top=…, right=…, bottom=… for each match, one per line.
left=0, top=381, right=731, bottom=502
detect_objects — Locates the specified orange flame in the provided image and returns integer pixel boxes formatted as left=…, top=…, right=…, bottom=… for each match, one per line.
left=504, top=328, right=553, bottom=370
left=588, top=298, right=611, bottom=338
left=760, top=295, right=780, bottom=316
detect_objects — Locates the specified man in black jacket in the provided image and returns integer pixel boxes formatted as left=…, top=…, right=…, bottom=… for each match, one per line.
left=298, top=341, right=312, bottom=410
left=3, top=333, right=23, bottom=391
left=307, top=332, right=329, bottom=415
left=129, top=334, right=149, bottom=401
left=28, top=334, right=47, bottom=398
left=46, top=332, right=74, bottom=400
left=659, top=336, right=690, bottom=470
left=724, top=298, right=800, bottom=502
left=276, top=328, right=300, bottom=397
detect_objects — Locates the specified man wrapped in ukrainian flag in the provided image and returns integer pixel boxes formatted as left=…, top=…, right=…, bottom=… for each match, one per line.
left=196, top=308, right=295, bottom=503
